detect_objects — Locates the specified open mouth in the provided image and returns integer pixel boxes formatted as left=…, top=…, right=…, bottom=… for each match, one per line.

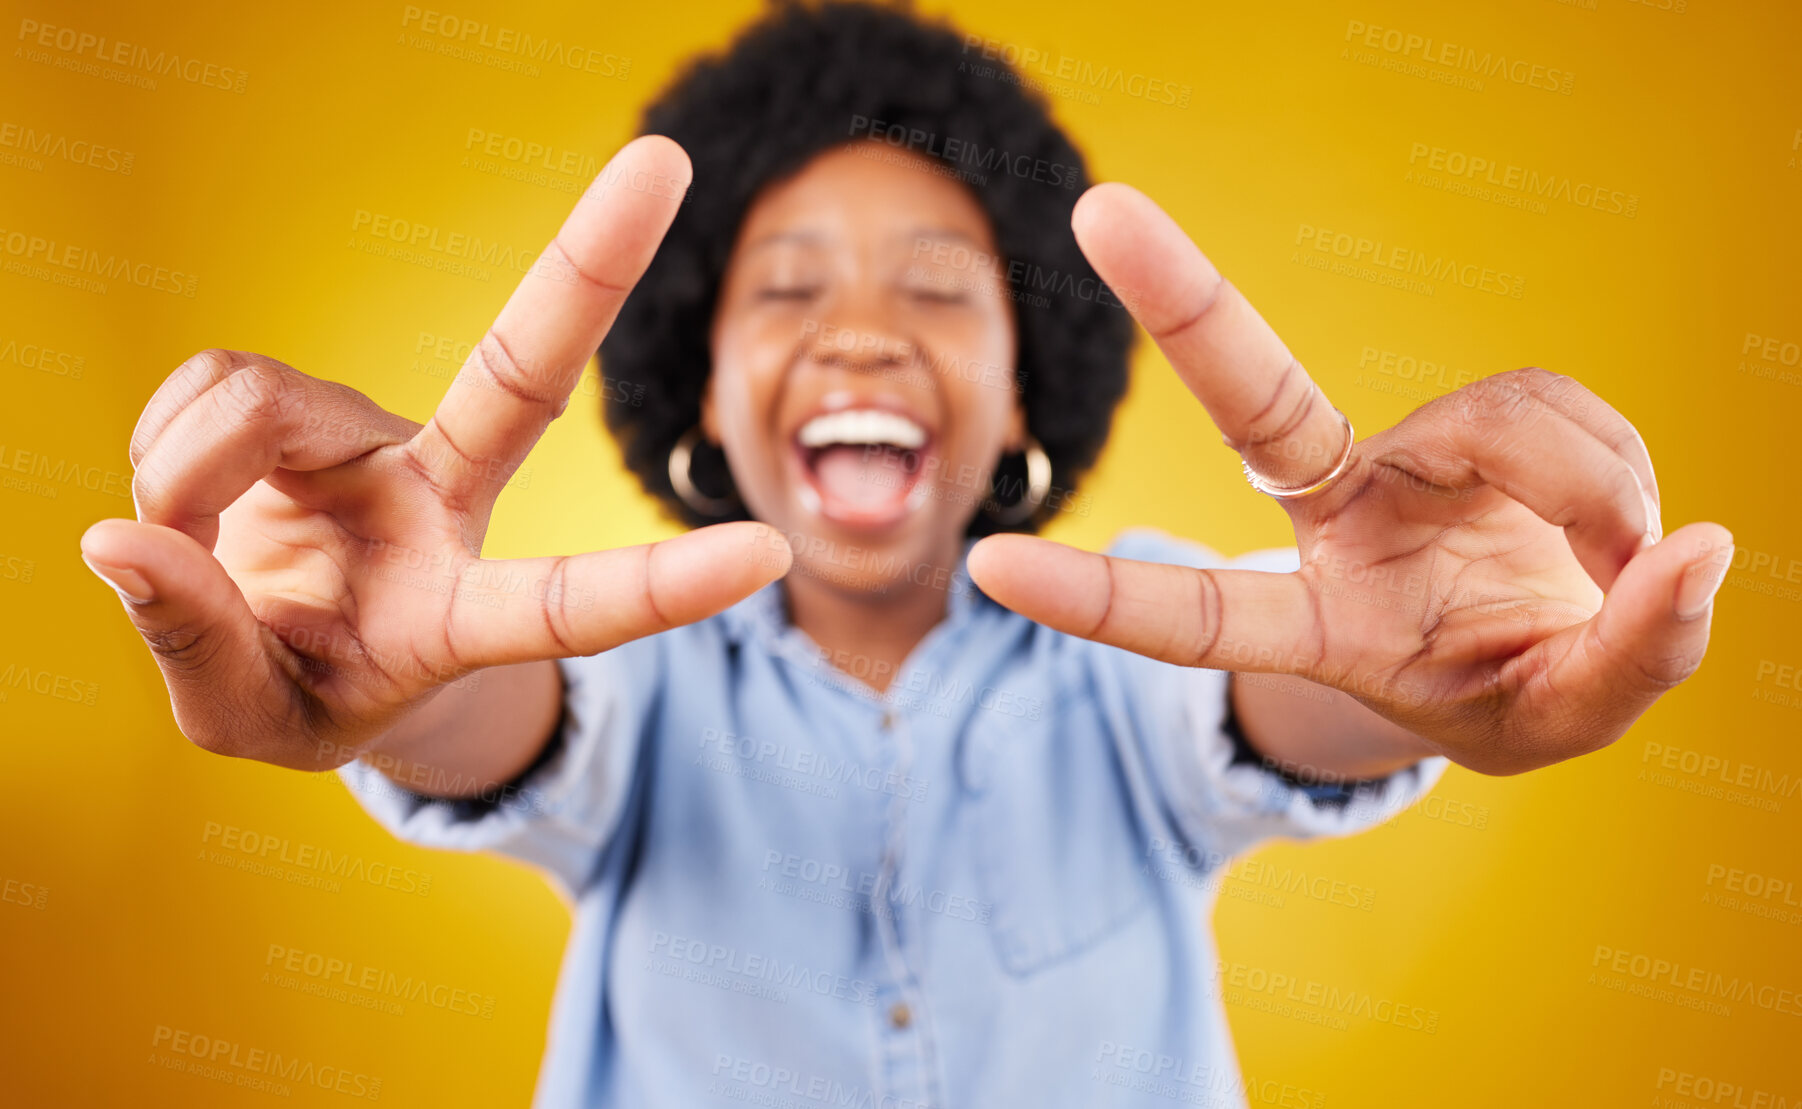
left=793, top=407, right=934, bottom=530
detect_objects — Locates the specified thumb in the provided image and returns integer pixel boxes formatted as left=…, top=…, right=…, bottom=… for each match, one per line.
left=80, top=518, right=299, bottom=761
left=968, top=534, right=1318, bottom=674
left=442, top=520, right=797, bottom=671
left=1574, top=520, right=1732, bottom=693
left=1525, top=521, right=1732, bottom=757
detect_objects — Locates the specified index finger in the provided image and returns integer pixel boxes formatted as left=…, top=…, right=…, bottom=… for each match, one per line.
left=409, top=135, right=691, bottom=517
left=1071, top=183, right=1346, bottom=494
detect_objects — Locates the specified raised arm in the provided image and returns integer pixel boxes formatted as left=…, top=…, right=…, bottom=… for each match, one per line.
left=970, top=183, right=1731, bottom=779
left=80, top=137, right=791, bottom=797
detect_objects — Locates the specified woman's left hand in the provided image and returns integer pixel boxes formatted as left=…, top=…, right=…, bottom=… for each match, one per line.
left=968, top=184, right=1733, bottom=776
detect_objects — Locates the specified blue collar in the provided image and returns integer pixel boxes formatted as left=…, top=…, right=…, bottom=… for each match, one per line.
left=715, top=536, right=999, bottom=695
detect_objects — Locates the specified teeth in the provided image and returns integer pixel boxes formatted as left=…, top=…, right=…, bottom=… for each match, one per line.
left=797, top=409, right=927, bottom=450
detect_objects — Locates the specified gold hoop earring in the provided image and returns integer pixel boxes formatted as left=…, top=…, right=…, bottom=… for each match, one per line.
left=668, top=426, right=738, bottom=518
left=986, top=437, right=1052, bottom=527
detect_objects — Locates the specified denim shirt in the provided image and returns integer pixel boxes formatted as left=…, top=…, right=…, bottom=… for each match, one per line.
left=340, top=529, right=1445, bottom=1109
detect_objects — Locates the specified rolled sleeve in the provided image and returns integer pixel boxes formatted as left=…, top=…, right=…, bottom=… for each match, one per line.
left=336, top=641, right=662, bottom=899
left=1163, top=671, right=1448, bottom=859
left=1101, top=528, right=1448, bottom=863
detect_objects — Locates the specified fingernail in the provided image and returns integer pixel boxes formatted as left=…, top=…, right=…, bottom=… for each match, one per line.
left=1642, top=489, right=1663, bottom=546
left=1675, top=540, right=1732, bottom=620
left=82, top=556, right=155, bottom=604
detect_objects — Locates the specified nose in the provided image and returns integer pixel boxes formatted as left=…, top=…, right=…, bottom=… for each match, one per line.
left=801, top=295, right=915, bottom=374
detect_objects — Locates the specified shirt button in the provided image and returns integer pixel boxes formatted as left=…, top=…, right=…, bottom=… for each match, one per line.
left=880, top=709, right=897, bottom=730
left=888, top=1001, right=911, bottom=1029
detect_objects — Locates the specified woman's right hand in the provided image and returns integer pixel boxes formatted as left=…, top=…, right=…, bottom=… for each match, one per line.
left=79, top=137, right=790, bottom=773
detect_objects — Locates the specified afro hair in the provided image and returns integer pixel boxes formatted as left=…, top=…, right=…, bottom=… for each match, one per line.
left=598, top=0, right=1134, bottom=535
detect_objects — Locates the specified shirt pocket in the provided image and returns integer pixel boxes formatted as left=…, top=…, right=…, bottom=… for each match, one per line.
left=959, top=688, right=1154, bottom=977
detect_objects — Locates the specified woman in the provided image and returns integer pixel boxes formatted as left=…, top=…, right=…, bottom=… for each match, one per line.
left=81, top=3, right=1729, bottom=1106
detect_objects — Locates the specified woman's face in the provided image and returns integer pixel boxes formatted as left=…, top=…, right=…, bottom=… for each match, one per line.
left=706, top=142, right=1022, bottom=594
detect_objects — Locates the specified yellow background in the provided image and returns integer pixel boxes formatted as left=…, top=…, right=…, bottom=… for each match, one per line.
left=3, top=0, right=1799, bottom=1104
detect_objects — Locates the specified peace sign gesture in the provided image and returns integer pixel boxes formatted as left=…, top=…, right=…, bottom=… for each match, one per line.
left=969, top=184, right=1733, bottom=775
left=79, top=138, right=788, bottom=770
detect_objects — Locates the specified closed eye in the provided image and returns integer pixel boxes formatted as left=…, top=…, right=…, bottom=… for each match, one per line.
left=756, top=286, right=821, bottom=302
